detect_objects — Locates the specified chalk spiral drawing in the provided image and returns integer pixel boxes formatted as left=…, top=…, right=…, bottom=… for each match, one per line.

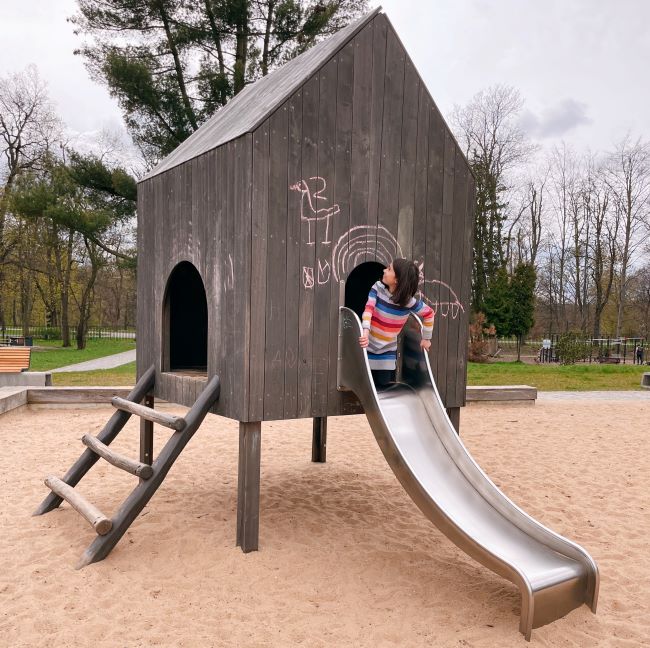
left=289, top=176, right=340, bottom=245
left=290, top=178, right=464, bottom=319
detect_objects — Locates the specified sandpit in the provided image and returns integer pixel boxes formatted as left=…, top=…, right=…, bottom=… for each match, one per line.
left=1, top=398, right=648, bottom=647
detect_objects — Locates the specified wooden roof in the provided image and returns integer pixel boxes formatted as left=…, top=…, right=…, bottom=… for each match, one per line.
left=143, top=6, right=381, bottom=181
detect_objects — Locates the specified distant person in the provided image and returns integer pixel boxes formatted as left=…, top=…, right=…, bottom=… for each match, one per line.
left=358, top=259, right=434, bottom=388
left=636, top=344, right=644, bottom=365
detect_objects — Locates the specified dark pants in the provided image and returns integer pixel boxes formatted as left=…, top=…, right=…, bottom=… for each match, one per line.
left=371, top=369, right=395, bottom=389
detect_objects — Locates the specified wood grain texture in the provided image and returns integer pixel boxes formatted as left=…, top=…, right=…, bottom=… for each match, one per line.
left=236, top=421, right=261, bottom=552
left=111, top=396, right=187, bottom=431
left=264, top=106, right=289, bottom=420
left=135, top=12, right=474, bottom=422
left=311, top=57, right=338, bottom=416
left=44, top=476, right=112, bottom=535
left=82, top=434, right=153, bottom=479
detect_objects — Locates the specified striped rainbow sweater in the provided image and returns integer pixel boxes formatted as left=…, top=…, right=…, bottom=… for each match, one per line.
left=362, top=281, right=435, bottom=370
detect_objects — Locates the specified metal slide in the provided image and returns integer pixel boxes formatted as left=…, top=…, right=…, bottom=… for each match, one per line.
left=337, top=307, right=598, bottom=641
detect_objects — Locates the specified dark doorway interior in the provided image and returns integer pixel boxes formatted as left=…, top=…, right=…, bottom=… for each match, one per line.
left=345, top=261, right=385, bottom=320
left=164, top=262, right=208, bottom=373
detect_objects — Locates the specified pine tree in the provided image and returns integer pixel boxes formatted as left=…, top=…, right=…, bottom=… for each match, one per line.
left=509, top=263, right=536, bottom=361
left=71, top=0, right=369, bottom=162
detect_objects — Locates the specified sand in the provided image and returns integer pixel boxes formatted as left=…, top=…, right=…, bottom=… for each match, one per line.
left=1, top=398, right=648, bottom=647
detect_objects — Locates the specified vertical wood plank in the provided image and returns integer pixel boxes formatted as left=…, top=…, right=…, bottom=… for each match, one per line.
left=447, top=150, right=468, bottom=406
left=264, top=107, right=288, bottom=420
left=456, top=173, right=475, bottom=406
left=213, top=148, right=228, bottom=415
left=412, top=85, right=430, bottom=279
left=366, top=15, right=388, bottom=261
left=297, top=74, right=320, bottom=417
left=235, top=135, right=253, bottom=421
left=376, top=25, right=405, bottom=261
left=311, top=57, right=338, bottom=416
left=425, top=106, right=445, bottom=382
left=225, top=142, right=236, bottom=418
left=437, top=131, right=456, bottom=404
left=284, top=90, right=303, bottom=419
left=327, top=39, right=354, bottom=415
left=236, top=421, right=261, bottom=552
left=396, top=59, right=419, bottom=260
left=250, top=126, right=269, bottom=421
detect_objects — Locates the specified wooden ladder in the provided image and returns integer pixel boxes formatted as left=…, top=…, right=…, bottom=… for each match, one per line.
left=33, top=365, right=220, bottom=568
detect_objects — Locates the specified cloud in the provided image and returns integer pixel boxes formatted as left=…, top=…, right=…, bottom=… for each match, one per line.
left=519, top=99, right=591, bottom=139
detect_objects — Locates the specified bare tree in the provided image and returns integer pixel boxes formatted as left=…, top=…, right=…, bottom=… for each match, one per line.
left=585, top=166, right=617, bottom=339
left=0, top=65, right=59, bottom=331
left=605, top=135, right=650, bottom=336
left=506, top=172, right=547, bottom=271
left=452, top=84, right=537, bottom=310
left=547, top=144, right=579, bottom=331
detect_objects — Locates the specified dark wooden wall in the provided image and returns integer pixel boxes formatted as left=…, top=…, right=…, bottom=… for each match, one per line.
left=248, top=13, right=473, bottom=421
left=137, top=137, right=252, bottom=421
left=137, top=12, right=474, bottom=423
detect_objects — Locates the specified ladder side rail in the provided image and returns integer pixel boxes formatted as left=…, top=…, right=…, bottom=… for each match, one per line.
left=77, top=375, right=220, bottom=568
left=33, top=365, right=156, bottom=516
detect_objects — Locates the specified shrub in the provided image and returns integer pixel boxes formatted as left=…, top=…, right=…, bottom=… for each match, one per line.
left=555, top=333, right=589, bottom=365
left=468, top=312, right=490, bottom=362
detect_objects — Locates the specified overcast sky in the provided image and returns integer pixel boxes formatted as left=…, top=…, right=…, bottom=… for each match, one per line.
left=2, top=0, right=649, bottom=159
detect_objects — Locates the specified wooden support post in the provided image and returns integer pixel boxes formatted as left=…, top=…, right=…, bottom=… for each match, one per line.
left=446, top=407, right=460, bottom=435
left=140, top=393, right=154, bottom=469
left=311, top=417, right=327, bottom=463
left=236, top=421, right=261, bottom=553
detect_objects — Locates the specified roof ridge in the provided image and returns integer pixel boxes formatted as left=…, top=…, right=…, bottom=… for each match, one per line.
left=142, top=7, right=382, bottom=181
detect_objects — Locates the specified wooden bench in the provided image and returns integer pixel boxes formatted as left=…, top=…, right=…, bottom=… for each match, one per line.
left=0, top=346, right=32, bottom=372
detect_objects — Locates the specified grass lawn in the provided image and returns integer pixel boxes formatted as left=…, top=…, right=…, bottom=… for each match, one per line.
left=49, top=359, right=648, bottom=391
left=467, top=361, right=648, bottom=391
left=30, top=339, right=136, bottom=371
left=51, top=361, right=137, bottom=386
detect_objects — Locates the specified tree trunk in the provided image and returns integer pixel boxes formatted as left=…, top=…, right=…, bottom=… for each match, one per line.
left=233, top=2, right=250, bottom=94
left=76, top=238, right=102, bottom=350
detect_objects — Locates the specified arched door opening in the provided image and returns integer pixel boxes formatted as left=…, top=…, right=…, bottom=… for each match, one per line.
left=162, top=261, right=208, bottom=375
left=344, top=261, right=385, bottom=321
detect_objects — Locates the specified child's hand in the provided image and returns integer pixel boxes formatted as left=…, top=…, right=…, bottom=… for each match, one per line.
left=359, top=330, right=369, bottom=348
left=420, top=339, right=431, bottom=351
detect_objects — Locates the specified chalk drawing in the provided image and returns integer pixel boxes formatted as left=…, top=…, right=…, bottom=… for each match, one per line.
left=227, top=253, right=234, bottom=290
left=289, top=176, right=340, bottom=245
left=418, top=280, right=464, bottom=319
left=302, top=266, right=315, bottom=289
left=332, top=225, right=403, bottom=282
left=300, top=222, right=465, bottom=319
left=317, top=259, right=331, bottom=285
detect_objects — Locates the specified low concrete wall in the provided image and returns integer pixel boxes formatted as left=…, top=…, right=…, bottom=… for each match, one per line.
left=0, top=387, right=28, bottom=415
left=0, top=372, right=52, bottom=387
left=466, top=385, right=537, bottom=403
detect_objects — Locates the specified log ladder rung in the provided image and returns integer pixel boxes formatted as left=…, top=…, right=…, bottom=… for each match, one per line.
left=44, top=476, right=112, bottom=536
left=111, top=396, right=186, bottom=431
left=81, top=434, right=153, bottom=480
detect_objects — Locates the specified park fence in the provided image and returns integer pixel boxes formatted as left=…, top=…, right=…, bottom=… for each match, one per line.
left=496, top=334, right=648, bottom=365
left=0, top=326, right=135, bottom=344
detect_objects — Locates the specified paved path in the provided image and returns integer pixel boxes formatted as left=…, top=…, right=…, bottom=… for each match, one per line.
left=538, top=390, right=649, bottom=401
left=51, top=349, right=137, bottom=373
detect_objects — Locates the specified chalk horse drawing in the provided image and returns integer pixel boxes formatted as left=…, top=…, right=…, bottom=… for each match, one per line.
left=289, top=176, right=340, bottom=245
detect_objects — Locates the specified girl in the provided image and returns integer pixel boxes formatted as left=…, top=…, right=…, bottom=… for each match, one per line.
left=359, top=258, right=435, bottom=388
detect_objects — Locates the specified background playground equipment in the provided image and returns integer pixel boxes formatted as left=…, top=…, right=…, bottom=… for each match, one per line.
left=35, top=7, right=597, bottom=640
left=532, top=335, right=647, bottom=364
